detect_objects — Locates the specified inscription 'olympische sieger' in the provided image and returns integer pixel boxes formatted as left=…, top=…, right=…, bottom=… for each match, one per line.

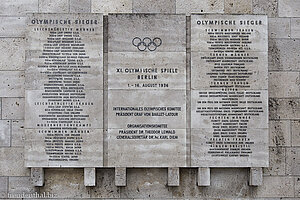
left=108, top=14, right=187, bottom=167
left=25, top=14, right=103, bottom=168
left=191, top=15, right=269, bottom=167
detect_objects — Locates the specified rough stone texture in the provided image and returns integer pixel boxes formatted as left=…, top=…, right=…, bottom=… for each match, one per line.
left=11, top=120, right=24, bottom=147
left=253, top=0, right=278, bottom=17
left=269, top=72, right=300, bottom=98
left=0, top=71, right=25, bottom=97
left=278, top=0, right=300, bottom=17
left=1, top=98, right=25, bottom=120
left=249, top=167, right=263, bottom=186
left=292, top=120, right=300, bottom=146
left=0, top=177, right=8, bottom=198
left=296, top=177, right=300, bottom=197
left=70, top=0, right=91, bottom=13
left=176, top=0, right=224, bottom=15
left=263, top=147, right=285, bottom=175
left=291, top=18, right=300, bottom=38
left=168, top=167, right=180, bottom=186
left=31, top=168, right=44, bottom=187
left=268, top=18, right=291, bottom=38
left=269, top=98, right=300, bottom=120
left=0, top=0, right=38, bottom=15
left=133, top=0, right=175, bottom=13
left=8, top=177, right=38, bottom=195
left=0, top=147, right=30, bottom=176
left=0, top=38, right=25, bottom=71
left=0, top=120, right=10, bottom=147
left=0, top=17, right=26, bottom=37
left=224, top=0, right=252, bottom=14
left=269, top=120, right=291, bottom=146
left=39, top=0, right=69, bottom=13
left=286, top=148, right=300, bottom=175
left=115, top=167, right=126, bottom=186
left=269, top=39, right=300, bottom=71
left=91, top=0, right=132, bottom=15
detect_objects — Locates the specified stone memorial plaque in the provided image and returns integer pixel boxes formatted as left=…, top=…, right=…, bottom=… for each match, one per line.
left=108, top=14, right=187, bottom=167
left=191, top=14, right=269, bottom=167
left=25, top=14, right=103, bottom=167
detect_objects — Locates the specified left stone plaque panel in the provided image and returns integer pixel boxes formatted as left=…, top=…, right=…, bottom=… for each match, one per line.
left=25, top=14, right=104, bottom=167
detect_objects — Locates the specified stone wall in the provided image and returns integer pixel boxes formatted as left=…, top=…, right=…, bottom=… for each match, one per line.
left=0, top=0, right=299, bottom=199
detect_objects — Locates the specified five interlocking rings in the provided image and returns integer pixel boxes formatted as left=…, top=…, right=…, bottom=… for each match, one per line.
left=132, top=37, right=162, bottom=51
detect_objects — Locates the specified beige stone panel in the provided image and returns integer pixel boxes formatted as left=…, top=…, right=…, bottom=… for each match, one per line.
left=0, top=0, right=38, bottom=15
left=269, top=120, right=291, bottom=146
left=0, top=120, right=10, bottom=147
left=108, top=52, right=186, bottom=90
left=0, top=38, right=25, bottom=71
left=133, top=0, right=175, bottom=13
left=191, top=15, right=268, bottom=52
left=108, top=90, right=186, bottom=129
left=224, top=0, right=252, bottom=14
left=269, top=72, right=300, bottom=98
left=0, top=147, right=30, bottom=176
left=269, top=98, right=300, bottom=120
left=292, top=120, right=300, bottom=146
left=70, top=0, right=91, bottom=13
left=278, top=0, right=300, bottom=17
left=286, top=147, right=300, bottom=175
left=253, top=0, right=278, bottom=17
left=2, top=98, right=25, bottom=120
left=0, top=17, right=26, bottom=37
left=252, top=176, right=294, bottom=197
left=0, top=71, right=25, bottom=97
left=191, top=90, right=269, bottom=129
left=191, top=128, right=269, bottom=167
left=12, top=120, right=25, bottom=147
left=39, top=0, right=69, bottom=13
left=108, top=129, right=186, bottom=167
left=25, top=129, right=103, bottom=167
left=268, top=18, right=291, bottom=38
left=263, top=147, right=285, bottom=175
left=291, top=18, right=300, bottom=38
left=108, top=14, right=186, bottom=52
left=91, top=0, right=132, bottom=15
left=191, top=52, right=268, bottom=90
left=176, top=0, right=224, bottom=15
left=25, top=90, right=103, bottom=129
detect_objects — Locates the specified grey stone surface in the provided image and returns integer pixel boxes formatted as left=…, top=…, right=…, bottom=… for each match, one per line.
left=115, top=167, right=126, bottom=186
left=269, top=98, right=300, bottom=120
left=0, top=0, right=38, bottom=15
left=286, top=148, right=300, bottom=175
left=269, top=120, right=291, bottom=146
left=278, top=0, right=300, bottom=17
left=168, top=167, right=180, bottom=186
left=249, top=167, right=263, bottom=186
left=269, top=39, right=300, bottom=71
left=0, top=120, right=10, bottom=147
left=0, top=177, right=8, bottom=198
left=84, top=168, right=96, bottom=186
left=292, top=120, right=300, bottom=146
left=31, top=167, right=44, bottom=186
left=224, top=0, right=252, bottom=14
left=133, top=0, right=175, bottom=13
left=0, top=147, right=30, bottom=176
left=8, top=177, right=38, bottom=195
left=253, top=0, right=278, bottom=17
left=296, top=177, right=300, bottom=197
left=197, top=167, right=210, bottom=186
left=291, top=18, right=300, bottom=38
left=39, top=0, right=69, bottom=13
left=70, top=0, right=91, bottom=13
left=269, top=72, right=300, bottom=97
left=263, top=147, right=285, bottom=175
left=91, top=0, right=132, bottom=15
left=11, top=120, right=25, bottom=147
left=176, top=0, right=224, bottom=15
left=0, top=71, right=25, bottom=97
left=2, top=98, right=25, bottom=120
left=0, top=38, right=25, bottom=71
left=0, top=17, right=26, bottom=37
left=268, top=18, right=291, bottom=38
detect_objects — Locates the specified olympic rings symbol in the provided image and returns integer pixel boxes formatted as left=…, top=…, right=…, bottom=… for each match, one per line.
left=132, top=37, right=162, bottom=52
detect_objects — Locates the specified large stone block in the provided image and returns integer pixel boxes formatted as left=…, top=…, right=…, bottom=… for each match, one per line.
left=0, top=0, right=38, bottom=15
left=0, top=147, right=30, bottom=176
left=278, top=0, right=300, bottom=17
left=0, top=71, right=25, bottom=97
left=286, top=147, right=300, bottom=175
left=253, top=0, right=278, bottom=17
left=0, top=38, right=25, bottom=71
left=269, top=98, right=300, bottom=120
left=12, top=120, right=25, bottom=147
left=0, top=120, right=10, bottom=147
left=268, top=18, right=291, bottom=38
left=70, top=0, right=91, bottom=13
left=133, top=0, right=175, bottom=13
left=291, top=18, right=300, bottom=38
left=91, top=0, right=132, bottom=15
left=269, top=72, right=300, bottom=98
left=269, top=39, right=300, bottom=71
left=0, top=17, right=26, bottom=37
left=0, top=177, right=7, bottom=198
left=263, top=147, right=285, bottom=175
left=2, top=98, right=25, bottom=120
left=39, top=0, right=69, bottom=13
left=269, top=120, right=291, bottom=146
left=224, top=0, right=252, bottom=14
left=176, top=0, right=224, bottom=15
left=292, top=120, right=300, bottom=146
left=8, top=177, right=38, bottom=195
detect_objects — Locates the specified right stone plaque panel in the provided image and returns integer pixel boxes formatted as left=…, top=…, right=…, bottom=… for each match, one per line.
left=191, top=14, right=269, bottom=167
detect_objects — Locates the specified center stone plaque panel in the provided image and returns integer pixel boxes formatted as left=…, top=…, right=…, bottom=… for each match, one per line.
left=108, top=14, right=187, bottom=167
left=191, top=14, right=269, bottom=167
left=25, top=14, right=103, bottom=167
